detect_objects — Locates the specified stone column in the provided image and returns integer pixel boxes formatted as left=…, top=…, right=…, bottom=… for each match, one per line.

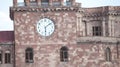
left=76, top=13, right=83, bottom=36
left=86, top=21, right=91, bottom=36
left=76, top=16, right=80, bottom=36
left=13, top=0, right=17, bottom=7
left=84, top=21, right=87, bottom=36
left=111, top=20, right=115, bottom=36
left=102, top=18, right=106, bottom=36
left=37, top=0, right=41, bottom=6
left=79, top=17, right=83, bottom=36
left=108, top=20, right=112, bottom=36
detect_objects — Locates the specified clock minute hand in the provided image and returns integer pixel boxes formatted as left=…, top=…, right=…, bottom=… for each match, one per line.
left=45, top=23, right=52, bottom=28
left=44, top=23, right=52, bottom=36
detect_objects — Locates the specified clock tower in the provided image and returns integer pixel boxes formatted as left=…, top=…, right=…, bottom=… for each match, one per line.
left=10, top=0, right=82, bottom=67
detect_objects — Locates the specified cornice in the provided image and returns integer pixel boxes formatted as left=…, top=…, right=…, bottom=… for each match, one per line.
left=10, top=6, right=82, bottom=20
left=0, top=42, right=14, bottom=45
left=10, top=6, right=80, bottom=12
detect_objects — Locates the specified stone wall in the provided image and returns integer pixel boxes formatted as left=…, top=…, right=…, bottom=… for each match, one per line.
left=14, top=9, right=78, bottom=67
left=0, top=44, right=14, bottom=67
left=10, top=0, right=120, bottom=67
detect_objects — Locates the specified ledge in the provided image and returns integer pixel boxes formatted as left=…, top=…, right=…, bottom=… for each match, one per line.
left=0, top=42, right=14, bottom=45
left=10, top=6, right=80, bottom=12
left=10, top=6, right=82, bottom=20
left=77, top=36, right=120, bottom=44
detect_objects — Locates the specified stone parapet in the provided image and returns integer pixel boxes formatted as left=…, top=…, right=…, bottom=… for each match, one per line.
left=10, top=6, right=81, bottom=20
left=84, top=6, right=120, bottom=17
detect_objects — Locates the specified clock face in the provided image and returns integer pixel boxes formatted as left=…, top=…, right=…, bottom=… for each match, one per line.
left=37, top=18, right=55, bottom=36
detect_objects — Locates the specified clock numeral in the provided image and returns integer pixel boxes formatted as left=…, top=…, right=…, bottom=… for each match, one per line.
left=44, top=19, right=46, bottom=22
left=49, top=32, right=51, bottom=35
left=39, top=23, right=40, bottom=25
left=51, top=26, right=53, bottom=28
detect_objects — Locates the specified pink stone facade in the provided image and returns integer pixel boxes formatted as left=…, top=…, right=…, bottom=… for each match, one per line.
left=0, top=31, right=14, bottom=67
left=8, top=0, right=120, bottom=67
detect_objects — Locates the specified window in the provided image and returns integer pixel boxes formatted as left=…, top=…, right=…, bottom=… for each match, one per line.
left=0, top=51, right=2, bottom=64
left=92, top=26, right=102, bottom=36
left=106, top=47, right=111, bottom=61
left=25, top=48, right=33, bottom=63
left=5, top=51, right=11, bottom=64
left=60, top=46, right=68, bottom=62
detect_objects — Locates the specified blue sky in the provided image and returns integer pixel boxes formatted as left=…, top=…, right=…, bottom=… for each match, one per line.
left=0, top=0, right=120, bottom=31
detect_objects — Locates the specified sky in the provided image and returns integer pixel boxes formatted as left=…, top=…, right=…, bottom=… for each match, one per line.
left=0, top=0, right=120, bottom=31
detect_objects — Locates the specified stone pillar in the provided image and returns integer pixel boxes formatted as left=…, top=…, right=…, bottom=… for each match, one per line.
left=86, top=21, right=91, bottom=36
left=13, top=0, right=17, bottom=7
left=84, top=21, right=87, bottom=36
left=102, top=18, right=106, bottom=36
left=108, top=20, right=112, bottom=36
left=76, top=13, right=84, bottom=36
left=79, top=16, right=84, bottom=36
left=49, top=0, right=52, bottom=6
left=76, top=16, right=80, bottom=36
left=111, top=20, right=115, bottom=36
left=37, top=0, right=41, bottom=6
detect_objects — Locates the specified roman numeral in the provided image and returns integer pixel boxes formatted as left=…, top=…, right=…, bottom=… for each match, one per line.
left=39, top=23, right=40, bottom=25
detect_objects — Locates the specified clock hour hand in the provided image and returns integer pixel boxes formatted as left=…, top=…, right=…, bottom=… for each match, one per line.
left=44, top=27, right=46, bottom=36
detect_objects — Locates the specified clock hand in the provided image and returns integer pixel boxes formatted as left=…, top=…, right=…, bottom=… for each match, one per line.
left=45, top=23, right=52, bottom=28
left=45, top=27, right=46, bottom=36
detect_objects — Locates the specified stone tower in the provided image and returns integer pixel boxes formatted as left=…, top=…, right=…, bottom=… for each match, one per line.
left=10, top=0, right=120, bottom=67
left=10, top=0, right=82, bottom=67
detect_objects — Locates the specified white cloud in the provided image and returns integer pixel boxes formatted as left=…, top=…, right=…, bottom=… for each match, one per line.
left=0, top=11, right=13, bottom=31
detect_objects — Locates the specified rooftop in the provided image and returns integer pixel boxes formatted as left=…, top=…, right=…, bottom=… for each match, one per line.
left=0, top=31, right=14, bottom=44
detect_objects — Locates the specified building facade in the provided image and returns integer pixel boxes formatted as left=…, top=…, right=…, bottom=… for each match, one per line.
left=0, top=31, right=14, bottom=67
left=0, top=0, right=120, bottom=67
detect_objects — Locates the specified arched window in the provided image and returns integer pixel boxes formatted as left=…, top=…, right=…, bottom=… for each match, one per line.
left=5, top=50, right=11, bottom=64
left=25, top=48, right=33, bottom=63
left=0, top=51, right=2, bottom=64
left=106, top=47, right=111, bottom=61
left=60, top=46, right=68, bottom=62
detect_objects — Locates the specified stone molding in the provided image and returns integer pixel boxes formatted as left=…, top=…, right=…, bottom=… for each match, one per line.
left=10, top=6, right=80, bottom=12
left=10, top=6, right=82, bottom=20
left=77, top=36, right=120, bottom=44
left=0, top=42, right=14, bottom=45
